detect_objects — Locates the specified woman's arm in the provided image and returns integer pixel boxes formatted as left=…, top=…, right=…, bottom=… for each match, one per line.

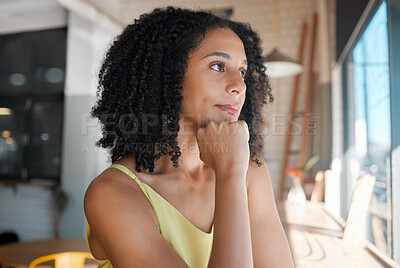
left=246, top=158, right=294, bottom=267
left=208, top=168, right=253, bottom=267
left=197, top=121, right=253, bottom=268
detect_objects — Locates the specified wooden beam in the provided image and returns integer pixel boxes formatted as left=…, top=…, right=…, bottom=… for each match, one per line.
left=277, top=22, right=308, bottom=200
left=298, top=13, right=318, bottom=171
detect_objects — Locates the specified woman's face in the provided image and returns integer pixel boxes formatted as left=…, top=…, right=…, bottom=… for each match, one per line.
left=180, top=27, right=247, bottom=131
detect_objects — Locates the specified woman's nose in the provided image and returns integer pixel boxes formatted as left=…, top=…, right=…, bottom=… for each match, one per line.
left=225, top=72, right=246, bottom=95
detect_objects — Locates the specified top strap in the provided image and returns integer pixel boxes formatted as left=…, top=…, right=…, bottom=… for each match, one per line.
left=108, top=164, right=142, bottom=186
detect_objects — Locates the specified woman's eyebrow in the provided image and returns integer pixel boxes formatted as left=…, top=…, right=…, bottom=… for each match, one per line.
left=202, top=52, right=247, bottom=65
left=202, top=51, right=230, bottom=59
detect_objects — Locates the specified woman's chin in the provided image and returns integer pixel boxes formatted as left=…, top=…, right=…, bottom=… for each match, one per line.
left=204, top=115, right=238, bottom=125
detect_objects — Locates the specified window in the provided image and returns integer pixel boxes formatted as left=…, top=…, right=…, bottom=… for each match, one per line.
left=342, top=1, right=393, bottom=257
left=0, top=28, right=66, bottom=182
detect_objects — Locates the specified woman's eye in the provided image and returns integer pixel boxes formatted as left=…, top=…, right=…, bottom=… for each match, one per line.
left=240, top=69, right=247, bottom=79
left=210, top=62, right=225, bottom=72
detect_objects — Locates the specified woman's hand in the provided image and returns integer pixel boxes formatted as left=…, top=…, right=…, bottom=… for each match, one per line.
left=197, top=120, right=254, bottom=268
left=196, top=120, right=250, bottom=176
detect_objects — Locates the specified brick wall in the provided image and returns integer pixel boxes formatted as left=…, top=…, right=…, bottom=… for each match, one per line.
left=0, top=184, right=57, bottom=241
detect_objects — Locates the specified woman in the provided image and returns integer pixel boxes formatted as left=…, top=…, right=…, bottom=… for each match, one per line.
left=84, top=6, right=294, bottom=268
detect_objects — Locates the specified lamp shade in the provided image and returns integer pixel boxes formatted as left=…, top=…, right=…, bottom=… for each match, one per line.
left=263, top=48, right=303, bottom=78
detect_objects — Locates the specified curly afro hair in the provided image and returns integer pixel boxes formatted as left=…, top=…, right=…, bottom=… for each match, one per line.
left=92, top=6, right=273, bottom=172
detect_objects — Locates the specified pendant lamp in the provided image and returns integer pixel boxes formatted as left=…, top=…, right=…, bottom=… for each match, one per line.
left=263, top=0, right=303, bottom=78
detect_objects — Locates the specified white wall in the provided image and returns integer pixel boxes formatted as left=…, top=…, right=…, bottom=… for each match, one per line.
left=59, top=12, right=112, bottom=238
left=0, top=184, right=58, bottom=241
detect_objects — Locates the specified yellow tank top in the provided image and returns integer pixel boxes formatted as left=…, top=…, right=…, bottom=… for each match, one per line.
left=86, top=164, right=214, bottom=268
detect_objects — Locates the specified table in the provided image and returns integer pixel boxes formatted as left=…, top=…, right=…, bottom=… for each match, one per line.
left=0, top=239, right=96, bottom=268
left=277, top=201, right=400, bottom=268
left=277, top=201, right=344, bottom=235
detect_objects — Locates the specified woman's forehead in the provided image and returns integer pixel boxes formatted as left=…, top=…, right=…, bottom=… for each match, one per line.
left=194, top=28, right=246, bottom=60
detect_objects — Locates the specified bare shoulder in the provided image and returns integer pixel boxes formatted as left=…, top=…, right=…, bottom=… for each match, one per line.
left=85, top=167, right=148, bottom=206
left=84, top=167, right=157, bottom=226
left=84, top=167, right=189, bottom=267
left=84, top=168, right=159, bottom=256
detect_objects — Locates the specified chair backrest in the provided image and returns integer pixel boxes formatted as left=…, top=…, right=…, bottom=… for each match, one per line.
left=310, top=170, right=325, bottom=203
left=370, top=193, right=388, bottom=253
left=342, top=174, right=376, bottom=241
left=28, top=251, right=95, bottom=268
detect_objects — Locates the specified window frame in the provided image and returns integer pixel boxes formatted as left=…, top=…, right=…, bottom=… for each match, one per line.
left=387, top=0, right=400, bottom=263
left=334, top=0, right=400, bottom=261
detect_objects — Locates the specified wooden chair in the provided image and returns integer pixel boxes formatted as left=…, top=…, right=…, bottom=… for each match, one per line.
left=282, top=174, right=376, bottom=241
left=370, top=193, right=388, bottom=253
left=28, top=251, right=95, bottom=268
left=308, top=173, right=376, bottom=240
left=310, top=170, right=325, bottom=203
left=342, top=174, right=376, bottom=241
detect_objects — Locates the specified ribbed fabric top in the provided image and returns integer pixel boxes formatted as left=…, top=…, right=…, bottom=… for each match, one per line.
left=86, top=164, right=214, bottom=268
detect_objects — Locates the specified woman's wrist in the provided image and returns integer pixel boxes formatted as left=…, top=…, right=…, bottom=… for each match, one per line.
left=214, top=167, right=248, bottom=185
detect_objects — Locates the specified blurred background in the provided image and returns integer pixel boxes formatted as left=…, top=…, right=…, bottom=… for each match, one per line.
left=0, top=0, right=399, bottom=265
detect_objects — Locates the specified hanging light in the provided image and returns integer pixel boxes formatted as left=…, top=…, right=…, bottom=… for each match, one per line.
left=263, top=0, right=303, bottom=78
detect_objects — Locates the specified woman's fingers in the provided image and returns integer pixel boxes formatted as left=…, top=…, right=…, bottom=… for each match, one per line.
left=196, top=120, right=250, bottom=174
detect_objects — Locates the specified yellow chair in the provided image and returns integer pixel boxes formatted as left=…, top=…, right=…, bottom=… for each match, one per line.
left=28, top=251, right=95, bottom=268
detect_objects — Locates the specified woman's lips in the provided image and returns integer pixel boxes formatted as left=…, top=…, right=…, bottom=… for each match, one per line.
left=216, top=104, right=240, bottom=116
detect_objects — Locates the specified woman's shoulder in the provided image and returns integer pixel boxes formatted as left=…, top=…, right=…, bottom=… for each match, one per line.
left=84, top=165, right=158, bottom=228
left=85, top=167, right=137, bottom=202
left=83, top=165, right=189, bottom=267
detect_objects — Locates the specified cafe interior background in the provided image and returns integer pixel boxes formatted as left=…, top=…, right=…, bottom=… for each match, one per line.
left=0, top=0, right=399, bottom=266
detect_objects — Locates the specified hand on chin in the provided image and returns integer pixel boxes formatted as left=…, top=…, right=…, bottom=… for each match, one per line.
left=204, top=109, right=238, bottom=125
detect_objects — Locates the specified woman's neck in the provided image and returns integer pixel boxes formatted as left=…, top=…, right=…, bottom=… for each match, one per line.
left=153, top=132, right=206, bottom=177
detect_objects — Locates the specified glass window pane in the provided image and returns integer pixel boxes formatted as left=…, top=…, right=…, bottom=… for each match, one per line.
left=350, top=1, right=392, bottom=255
left=0, top=27, right=65, bottom=182
left=28, top=99, right=63, bottom=179
left=0, top=28, right=67, bottom=96
left=0, top=101, right=25, bottom=178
